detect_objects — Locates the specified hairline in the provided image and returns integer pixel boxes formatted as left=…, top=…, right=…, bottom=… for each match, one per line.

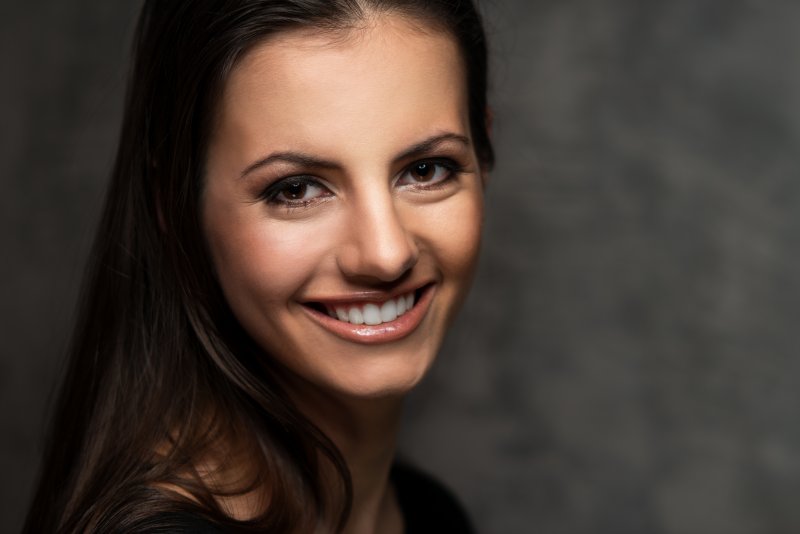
left=202, top=6, right=466, bottom=189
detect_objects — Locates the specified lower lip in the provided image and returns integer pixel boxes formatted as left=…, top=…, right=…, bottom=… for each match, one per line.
left=301, top=285, right=435, bottom=344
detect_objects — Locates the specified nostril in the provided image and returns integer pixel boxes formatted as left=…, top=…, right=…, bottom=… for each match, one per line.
left=335, top=205, right=419, bottom=283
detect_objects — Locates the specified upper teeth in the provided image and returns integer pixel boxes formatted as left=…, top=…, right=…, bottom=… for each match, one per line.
left=326, top=292, right=415, bottom=326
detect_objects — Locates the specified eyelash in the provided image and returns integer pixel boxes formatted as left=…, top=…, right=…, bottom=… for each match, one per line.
left=259, top=157, right=464, bottom=207
left=260, top=175, right=325, bottom=207
left=397, top=158, right=463, bottom=189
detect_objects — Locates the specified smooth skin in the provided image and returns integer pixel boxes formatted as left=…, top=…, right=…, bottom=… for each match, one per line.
left=203, top=13, right=485, bottom=533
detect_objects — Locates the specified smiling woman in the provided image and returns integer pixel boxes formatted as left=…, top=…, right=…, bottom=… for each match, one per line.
left=23, top=1, right=492, bottom=533
left=204, top=21, right=484, bottom=401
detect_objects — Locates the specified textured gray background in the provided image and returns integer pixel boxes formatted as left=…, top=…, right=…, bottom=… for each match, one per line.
left=2, top=1, right=799, bottom=533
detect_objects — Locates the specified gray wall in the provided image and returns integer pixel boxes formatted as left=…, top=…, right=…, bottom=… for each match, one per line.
left=2, top=1, right=799, bottom=533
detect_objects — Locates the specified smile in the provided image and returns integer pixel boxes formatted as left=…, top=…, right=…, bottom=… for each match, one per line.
left=324, top=291, right=415, bottom=326
left=301, top=284, right=434, bottom=344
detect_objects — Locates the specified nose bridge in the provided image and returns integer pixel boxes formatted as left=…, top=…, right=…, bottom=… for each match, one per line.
left=338, top=184, right=418, bottom=282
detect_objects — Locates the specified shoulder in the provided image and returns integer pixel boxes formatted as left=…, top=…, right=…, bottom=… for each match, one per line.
left=391, top=461, right=476, bottom=534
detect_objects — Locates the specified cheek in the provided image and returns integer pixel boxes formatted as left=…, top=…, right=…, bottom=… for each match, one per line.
left=443, top=193, right=483, bottom=276
left=415, top=188, right=484, bottom=280
left=205, top=212, right=328, bottom=314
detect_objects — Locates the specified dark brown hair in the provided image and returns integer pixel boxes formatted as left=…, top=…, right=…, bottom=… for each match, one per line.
left=24, top=1, right=493, bottom=532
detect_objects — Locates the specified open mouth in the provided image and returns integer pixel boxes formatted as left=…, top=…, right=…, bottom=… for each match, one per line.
left=305, top=284, right=430, bottom=327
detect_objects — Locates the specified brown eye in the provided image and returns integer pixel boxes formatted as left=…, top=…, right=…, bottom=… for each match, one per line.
left=262, top=177, right=331, bottom=205
left=282, top=181, right=307, bottom=200
left=411, top=162, right=434, bottom=182
left=397, top=159, right=459, bottom=187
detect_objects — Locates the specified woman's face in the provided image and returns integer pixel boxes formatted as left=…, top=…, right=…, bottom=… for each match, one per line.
left=203, top=15, right=484, bottom=399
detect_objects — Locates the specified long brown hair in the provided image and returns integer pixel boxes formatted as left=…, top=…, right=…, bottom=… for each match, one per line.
left=24, top=1, right=493, bottom=532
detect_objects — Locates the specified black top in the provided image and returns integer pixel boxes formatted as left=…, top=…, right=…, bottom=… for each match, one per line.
left=128, top=462, right=474, bottom=533
left=391, top=462, right=475, bottom=534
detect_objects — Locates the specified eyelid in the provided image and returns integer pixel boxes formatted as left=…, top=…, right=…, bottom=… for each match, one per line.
left=260, top=174, right=332, bottom=205
left=395, top=157, right=464, bottom=187
left=257, top=155, right=465, bottom=205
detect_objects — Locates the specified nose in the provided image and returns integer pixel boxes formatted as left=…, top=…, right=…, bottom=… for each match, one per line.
left=336, top=192, right=418, bottom=283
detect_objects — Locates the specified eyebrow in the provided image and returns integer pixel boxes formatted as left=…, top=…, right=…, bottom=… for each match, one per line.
left=239, top=132, right=471, bottom=179
left=393, top=132, right=471, bottom=163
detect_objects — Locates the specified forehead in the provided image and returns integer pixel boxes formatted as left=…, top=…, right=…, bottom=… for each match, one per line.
left=210, top=14, right=469, bottom=167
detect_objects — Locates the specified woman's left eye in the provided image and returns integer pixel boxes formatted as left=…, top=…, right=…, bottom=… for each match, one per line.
left=397, top=160, right=458, bottom=187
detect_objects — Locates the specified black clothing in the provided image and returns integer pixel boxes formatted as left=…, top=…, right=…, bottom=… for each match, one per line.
left=129, top=462, right=474, bottom=533
left=391, top=462, right=475, bottom=534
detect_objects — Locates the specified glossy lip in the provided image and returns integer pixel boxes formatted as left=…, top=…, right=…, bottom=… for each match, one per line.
left=300, top=283, right=436, bottom=344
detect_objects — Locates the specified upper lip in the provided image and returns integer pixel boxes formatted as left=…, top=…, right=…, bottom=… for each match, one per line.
left=302, top=281, right=433, bottom=306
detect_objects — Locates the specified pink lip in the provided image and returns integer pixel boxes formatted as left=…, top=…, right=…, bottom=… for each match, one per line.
left=301, top=284, right=435, bottom=344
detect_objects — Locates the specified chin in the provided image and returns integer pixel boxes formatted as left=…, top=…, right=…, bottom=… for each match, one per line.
left=337, top=365, right=429, bottom=400
left=308, top=344, right=439, bottom=401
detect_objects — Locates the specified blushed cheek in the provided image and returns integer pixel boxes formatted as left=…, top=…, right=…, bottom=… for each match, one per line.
left=449, top=195, right=483, bottom=278
left=432, top=192, right=484, bottom=284
left=205, top=215, right=329, bottom=316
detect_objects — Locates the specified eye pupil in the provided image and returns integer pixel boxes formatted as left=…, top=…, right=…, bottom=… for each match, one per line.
left=414, top=163, right=432, bottom=181
left=284, top=181, right=306, bottom=199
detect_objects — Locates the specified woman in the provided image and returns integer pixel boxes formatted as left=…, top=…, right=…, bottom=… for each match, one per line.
left=24, top=0, right=493, bottom=532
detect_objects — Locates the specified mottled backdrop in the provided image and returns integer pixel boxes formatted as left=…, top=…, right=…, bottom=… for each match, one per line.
left=2, top=1, right=799, bottom=533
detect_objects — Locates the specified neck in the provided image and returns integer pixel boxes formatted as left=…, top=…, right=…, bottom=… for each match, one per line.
left=162, top=381, right=406, bottom=532
left=290, top=383, right=405, bottom=534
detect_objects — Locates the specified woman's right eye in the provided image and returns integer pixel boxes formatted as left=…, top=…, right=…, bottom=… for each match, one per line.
left=261, top=177, right=331, bottom=206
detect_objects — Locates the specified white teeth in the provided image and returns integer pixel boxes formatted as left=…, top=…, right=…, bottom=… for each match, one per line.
left=363, top=303, right=381, bottom=325
left=322, top=291, right=417, bottom=326
left=348, top=307, right=364, bottom=325
left=380, top=300, right=398, bottom=322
